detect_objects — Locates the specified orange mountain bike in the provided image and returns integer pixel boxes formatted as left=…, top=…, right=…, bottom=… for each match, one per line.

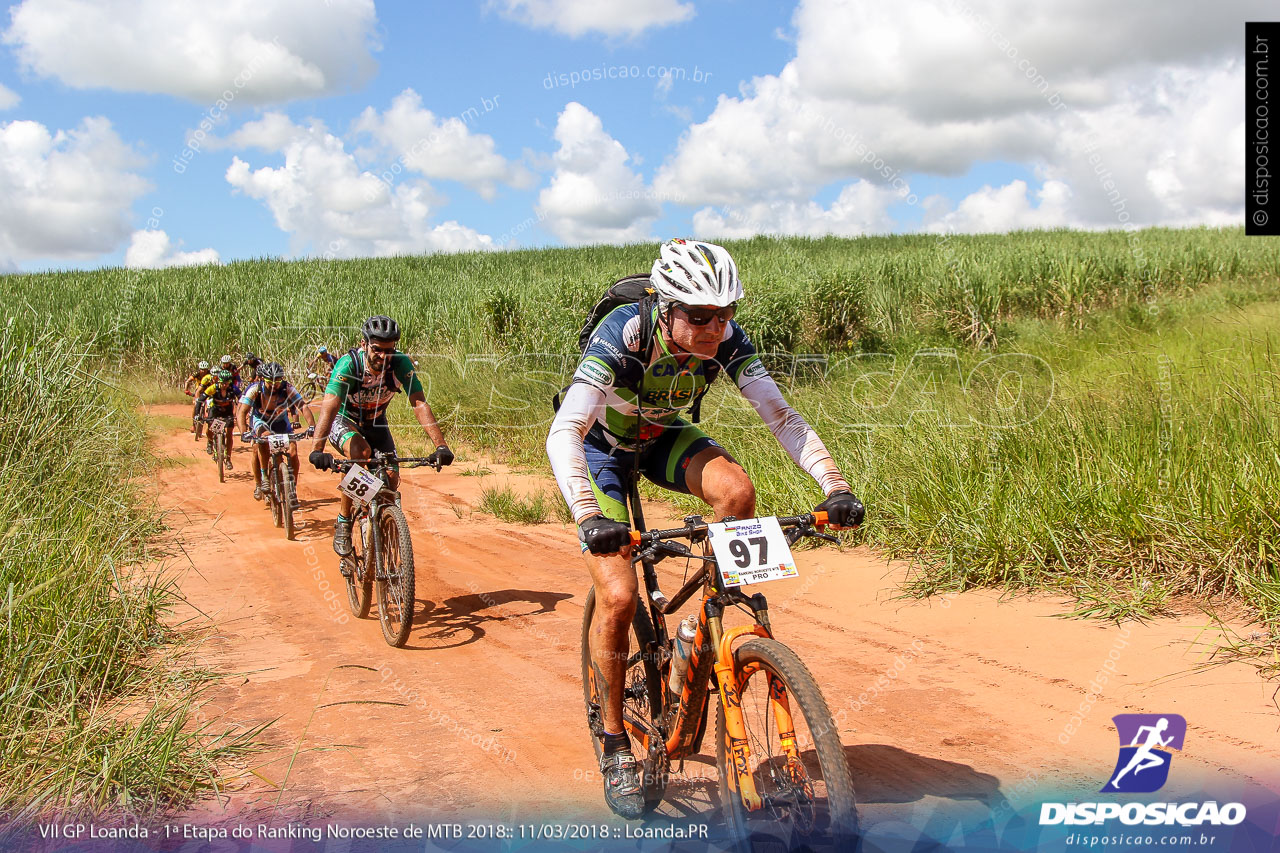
left=580, top=486, right=859, bottom=850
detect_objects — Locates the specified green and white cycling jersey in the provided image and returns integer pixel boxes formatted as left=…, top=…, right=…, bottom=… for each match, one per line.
left=547, top=302, right=851, bottom=524
left=572, top=302, right=763, bottom=448
left=324, top=349, right=423, bottom=423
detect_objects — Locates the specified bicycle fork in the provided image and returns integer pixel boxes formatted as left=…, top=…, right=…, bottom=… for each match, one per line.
left=706, top=598, right=803, bottom=812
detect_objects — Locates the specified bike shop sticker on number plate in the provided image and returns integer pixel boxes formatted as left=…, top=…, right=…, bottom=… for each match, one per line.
left=267, top=433, right=291, bottom=453
left=339, top=464, right=383, bottom=505
left=708, top=517, right=798, bottom=587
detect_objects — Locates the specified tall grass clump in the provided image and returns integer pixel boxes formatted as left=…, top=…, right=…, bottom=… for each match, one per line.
left=690, top=294, right=1280, bottom=629
left=0, top=324, right=251, bottom=818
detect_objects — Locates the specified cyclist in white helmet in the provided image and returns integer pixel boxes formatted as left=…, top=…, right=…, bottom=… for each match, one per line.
left=546, top=238, right=865, bottom=819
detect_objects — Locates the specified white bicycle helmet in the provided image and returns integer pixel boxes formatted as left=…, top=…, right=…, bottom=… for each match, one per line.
left=197, top=360, right=210, bottom=370
left=220, top=354, right=233, bottom=365
left=649, top=238, right=743, bottom=308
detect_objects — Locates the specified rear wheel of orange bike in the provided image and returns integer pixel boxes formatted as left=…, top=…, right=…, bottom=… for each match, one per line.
left=716, top=637, right=858, bottom=852
left=580, top=587, right=666, bottom=811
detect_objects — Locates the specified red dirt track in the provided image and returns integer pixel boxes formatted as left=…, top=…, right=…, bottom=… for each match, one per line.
left=148, top=404, right=1279, bottom=830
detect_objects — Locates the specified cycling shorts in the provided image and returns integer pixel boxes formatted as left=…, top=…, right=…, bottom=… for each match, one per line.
left=328, top=414, right=397, bottom=471
left=251, top=413, right=293, bottom=435
left=583, top=420, right=720, bottom=524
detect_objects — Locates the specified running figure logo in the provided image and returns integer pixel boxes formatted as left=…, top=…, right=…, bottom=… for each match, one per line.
left=1102, top=714, right=1187, bottom=793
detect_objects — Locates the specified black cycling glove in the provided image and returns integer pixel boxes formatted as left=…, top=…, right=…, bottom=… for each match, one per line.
left=579, top=515, right=632, bottom=555
left=815, top=491, right=865, bottom=528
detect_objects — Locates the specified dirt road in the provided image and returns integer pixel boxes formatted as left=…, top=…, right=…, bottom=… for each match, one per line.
left=149, top=405, right=1279, bottom=837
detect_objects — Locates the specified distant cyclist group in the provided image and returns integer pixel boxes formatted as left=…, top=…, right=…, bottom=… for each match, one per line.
left=184, top=239, right=865, bottom=830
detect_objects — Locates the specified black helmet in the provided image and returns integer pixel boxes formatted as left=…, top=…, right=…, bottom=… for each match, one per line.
left=362, top=315, right=401, bottom=342
left=259, top=362, right=285, bottom=382
left=244, top=352, right=260, bottom=364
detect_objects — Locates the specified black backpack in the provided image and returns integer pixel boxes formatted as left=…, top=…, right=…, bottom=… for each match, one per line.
left=554, top=275, right=718, bottom=423
left=574, top=274, right=657, bottom=353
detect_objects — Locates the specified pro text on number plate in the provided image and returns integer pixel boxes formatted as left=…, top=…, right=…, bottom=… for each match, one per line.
left=708, top=517, right=798, bottom=587
left=339, top=464, right=383, bottom=505
left=267, top=433, right=291, bottom=452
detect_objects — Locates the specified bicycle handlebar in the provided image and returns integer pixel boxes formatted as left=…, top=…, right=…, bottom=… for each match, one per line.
left=249, top=432, right=310, bottom=445
left=331, top=452, right=445, bottom=473
left=628, top=511, right=831, bottom=547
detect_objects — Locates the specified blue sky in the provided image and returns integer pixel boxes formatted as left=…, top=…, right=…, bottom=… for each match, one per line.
left=0, top=0, right=1255, bottom=272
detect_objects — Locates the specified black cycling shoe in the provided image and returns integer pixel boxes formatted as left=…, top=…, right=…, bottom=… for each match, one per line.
left=333, top=518, right=353, bottom=556
left=600, top=749, right=645, bottom=819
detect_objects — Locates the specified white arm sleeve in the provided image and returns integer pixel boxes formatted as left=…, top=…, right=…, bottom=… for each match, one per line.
left=546, top=381, right=608, bottom=524
left=738, top=371, right=851, bottom=497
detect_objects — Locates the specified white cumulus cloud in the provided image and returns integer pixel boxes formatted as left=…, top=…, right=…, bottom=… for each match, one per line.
left=352, top=89, right=533, bottom=199
left=4, top=0, right=379, bottom=104
left=0, top=117, right=150, bottom=269
left=125, top=230, right=221, bottom=269
left=0, top=84, right=19, bottom=110
left=693, top=181, right=901, bottom=239
left=656, top=0, right=1261, bottom=234
left=490, top=0, right=694, bottom=37
left=537, top=102, right=661, bottom=245
left=923, top=179, right=1075, bottom=234
left=225, top=115, right=495, bottom=257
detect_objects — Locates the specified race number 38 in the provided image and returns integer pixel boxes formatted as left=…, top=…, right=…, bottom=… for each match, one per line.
left=708, top=517, right=798, bottom=587
left=339, top=464, right=383, bottom=505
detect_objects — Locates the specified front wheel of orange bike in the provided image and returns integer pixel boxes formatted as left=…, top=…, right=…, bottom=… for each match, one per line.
left=715, top=637, right=858, bottom=852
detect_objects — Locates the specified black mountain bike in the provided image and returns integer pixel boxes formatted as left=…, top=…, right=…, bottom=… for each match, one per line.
left=249, top=431, right=310, bottom=540
left=204, top=413, right=234, bottom=482
left=328, top=450, right=444, bottom=647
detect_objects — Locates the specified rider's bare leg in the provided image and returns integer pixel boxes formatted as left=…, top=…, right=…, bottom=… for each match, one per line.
left=684, top=446, right=757, bottom=520
left=587, top=548, right=637, bottom=734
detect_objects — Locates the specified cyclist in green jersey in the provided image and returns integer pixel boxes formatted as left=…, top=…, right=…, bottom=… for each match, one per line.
left=308, top=316, right=454, bottom=556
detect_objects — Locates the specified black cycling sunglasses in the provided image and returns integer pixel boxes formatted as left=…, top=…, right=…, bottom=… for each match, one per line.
left=674, top=303, right=736, bottom=326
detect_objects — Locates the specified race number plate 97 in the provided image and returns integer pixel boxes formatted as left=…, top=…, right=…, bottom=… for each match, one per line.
left=708, top=517, right=798, bottom=587
left=267, top=433, right=291, bottom=453
left=339, top=464, right=383, bottom=505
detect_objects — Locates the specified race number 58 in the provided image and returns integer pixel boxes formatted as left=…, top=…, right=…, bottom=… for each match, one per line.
left=339, top=464, right=383, bottom=505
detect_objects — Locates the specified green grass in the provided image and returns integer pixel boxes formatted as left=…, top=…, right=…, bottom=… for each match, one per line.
left=0, top=324, right=254, bottom=816
left=476, top=484, right=569, bottom=525
left=6, top=227, right=1277, bottom=381
left=382, top=270, right=1280, bottom=636
left=13, top=226, right=1262, bottom=634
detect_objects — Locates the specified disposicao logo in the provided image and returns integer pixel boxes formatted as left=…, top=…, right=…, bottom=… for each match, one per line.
left=1103, top=713, right=1186, bottom=793
left=1039, top=713, right=1247, bottom=828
